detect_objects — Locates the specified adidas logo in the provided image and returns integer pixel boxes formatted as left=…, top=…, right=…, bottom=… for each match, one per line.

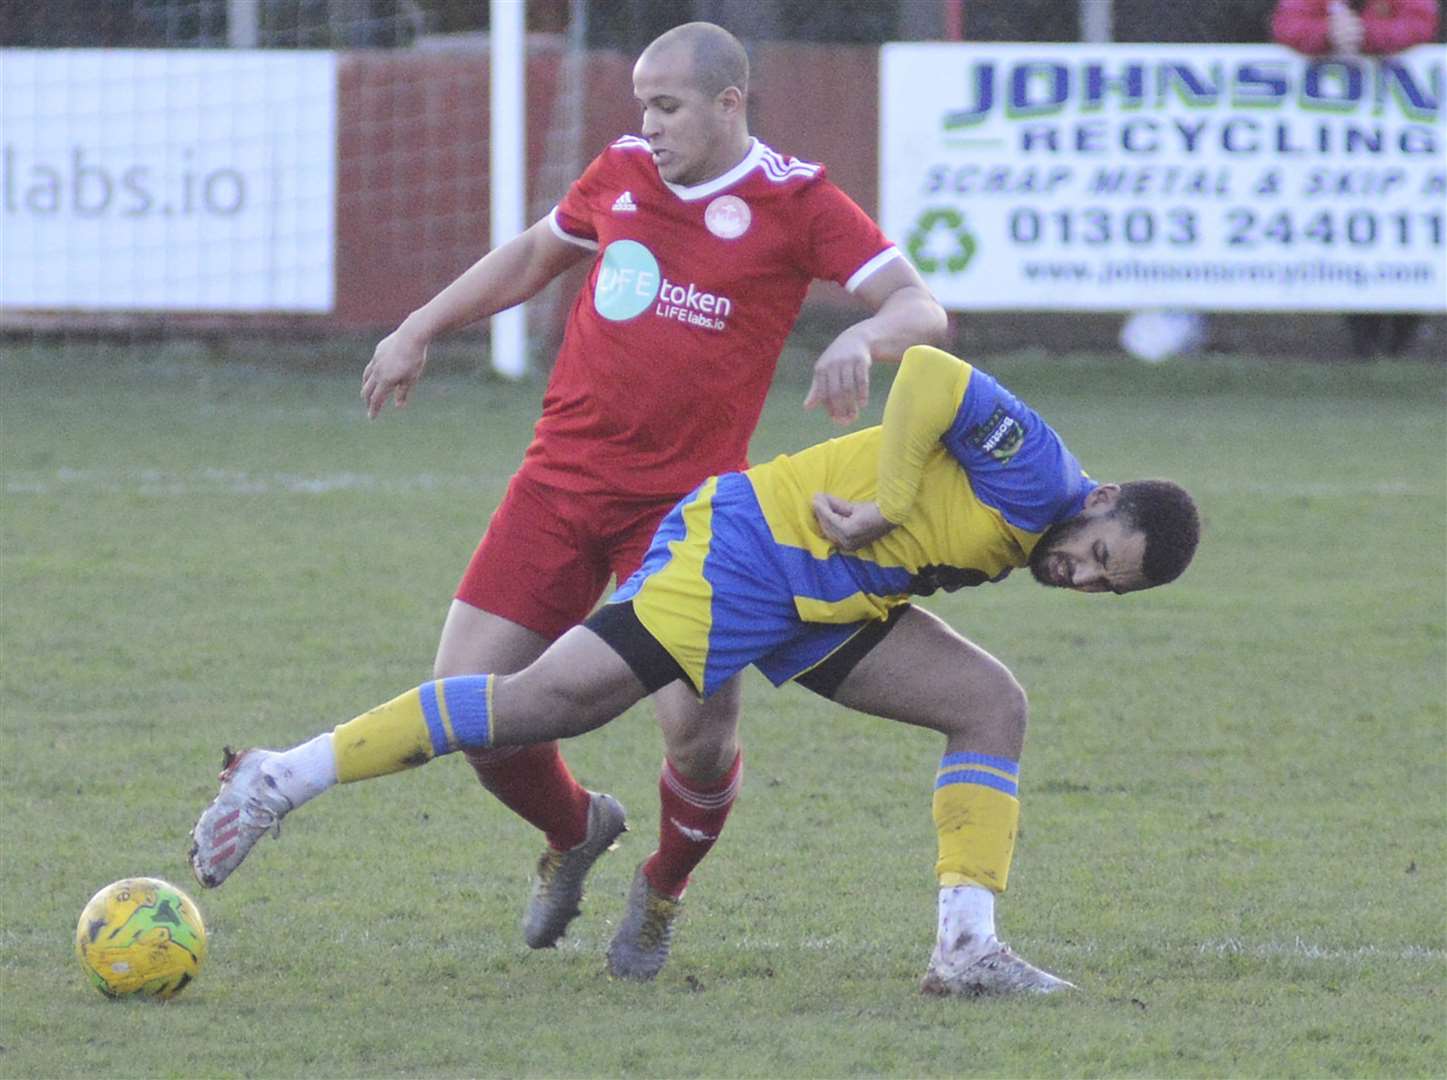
left=611, top=191, right=638, bottom=213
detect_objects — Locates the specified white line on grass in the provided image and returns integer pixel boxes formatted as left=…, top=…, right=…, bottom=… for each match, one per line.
left=1051, top=937, right=1445, bottom=963
left=1203, top=480, right=1432, bottom=497
left=735, top=936, right=1443, bottom=964
left=4, top=468, right=488, bottom=496
left=6, top=470, right=1437, bottom=500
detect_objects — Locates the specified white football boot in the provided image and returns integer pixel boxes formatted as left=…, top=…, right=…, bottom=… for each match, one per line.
left=189, top=747, right=294, bottom=888
left=920, top=933, right=1076, bottom=997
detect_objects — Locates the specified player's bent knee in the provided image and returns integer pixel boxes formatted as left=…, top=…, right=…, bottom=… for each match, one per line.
left=655, top=681, right=741, bottom=782
left=936, top=666, right=1027, bottom=746
left=975, top=670, right=1028, bottom=750
left=662, top=726, right=739, bottom=783
left=996, top=675, right=1029, bottom=734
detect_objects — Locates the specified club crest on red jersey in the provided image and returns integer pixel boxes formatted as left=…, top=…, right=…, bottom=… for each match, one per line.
left=705, top=195, right=751, bottom=239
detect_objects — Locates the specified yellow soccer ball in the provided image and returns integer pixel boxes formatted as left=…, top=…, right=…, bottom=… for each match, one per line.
left=75, top=877, right=207, bottom=999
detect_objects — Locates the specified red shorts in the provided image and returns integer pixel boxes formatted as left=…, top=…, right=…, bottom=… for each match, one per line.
left=455, top=469, right=680, bottom=641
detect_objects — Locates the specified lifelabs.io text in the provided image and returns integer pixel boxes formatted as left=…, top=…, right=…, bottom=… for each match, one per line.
left=3, top=146, right=248, bottom=218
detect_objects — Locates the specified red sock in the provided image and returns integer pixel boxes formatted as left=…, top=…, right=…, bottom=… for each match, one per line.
left=643, top=751, right=742, bottom=898
left=463, top=742, right=591, bottom=851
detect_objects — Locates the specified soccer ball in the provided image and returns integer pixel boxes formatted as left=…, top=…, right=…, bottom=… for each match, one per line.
left=75, top=877, right=207, bottom=999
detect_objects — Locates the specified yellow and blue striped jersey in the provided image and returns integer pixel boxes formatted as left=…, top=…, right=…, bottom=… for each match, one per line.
left=745, top=345, right=1097, bottom=624
left=611, top=346, right=1097, bottom=695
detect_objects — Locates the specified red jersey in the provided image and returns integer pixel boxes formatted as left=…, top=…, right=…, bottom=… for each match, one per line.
left=521, top=136, right=900, bottom=498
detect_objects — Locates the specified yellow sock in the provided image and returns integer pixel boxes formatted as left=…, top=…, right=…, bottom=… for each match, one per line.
left=332, top=676, right=494, bottom=783
left=932, top=752, right=1020, bottom=891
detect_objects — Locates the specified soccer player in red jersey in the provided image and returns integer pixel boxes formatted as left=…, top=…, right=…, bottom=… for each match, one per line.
left=359, top=21, right=946, bottom=977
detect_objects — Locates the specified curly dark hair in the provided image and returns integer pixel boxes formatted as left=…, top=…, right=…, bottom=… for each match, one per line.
left=1115, top=480, right=1200, bottom=587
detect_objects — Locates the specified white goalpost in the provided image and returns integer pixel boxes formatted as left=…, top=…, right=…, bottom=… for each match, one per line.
left=488, top=0, right=528, bottom=379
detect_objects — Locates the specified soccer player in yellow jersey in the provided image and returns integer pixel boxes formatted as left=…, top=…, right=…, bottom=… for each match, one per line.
left=191, top=345, right=1199, bottom=996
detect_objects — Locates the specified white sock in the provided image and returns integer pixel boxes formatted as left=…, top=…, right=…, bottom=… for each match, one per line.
left=936, top=884, right=997, bottom=954
left=265, top=733, right=337, bottom=808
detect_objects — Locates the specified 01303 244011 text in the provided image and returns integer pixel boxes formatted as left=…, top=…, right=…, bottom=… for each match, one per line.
left=1003, top=205, right=1445, bottom=251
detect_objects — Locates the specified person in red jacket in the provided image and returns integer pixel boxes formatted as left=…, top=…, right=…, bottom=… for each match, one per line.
left=1272, top=0, right=1439, bottom=56
left=1273, top=0, right=1441, bottom=357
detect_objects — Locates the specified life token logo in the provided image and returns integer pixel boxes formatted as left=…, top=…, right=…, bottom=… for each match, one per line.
left=906, top=207, right=977, bottom=274
left=704, top=194, right=751, bottom=239
left=594, top=239, right=660, bottom=321
left=594, top=240, right=734, bottom=330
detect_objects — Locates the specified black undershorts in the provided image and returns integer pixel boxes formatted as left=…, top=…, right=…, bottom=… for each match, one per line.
left=583, top=600, right=910, bottom=700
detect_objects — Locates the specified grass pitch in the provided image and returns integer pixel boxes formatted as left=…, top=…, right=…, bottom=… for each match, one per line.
left=1, top=337, right=1443, bottom=1078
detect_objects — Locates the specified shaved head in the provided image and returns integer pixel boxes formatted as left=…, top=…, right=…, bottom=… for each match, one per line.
left=633, top=21, right=752, bottom=186
left=643, top=21, right=749, bottom=98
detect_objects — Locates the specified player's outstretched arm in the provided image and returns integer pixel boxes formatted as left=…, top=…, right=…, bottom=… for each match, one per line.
left=362, top=217, right=588, bottom=417
left=804, top=257, right=946, bottom=425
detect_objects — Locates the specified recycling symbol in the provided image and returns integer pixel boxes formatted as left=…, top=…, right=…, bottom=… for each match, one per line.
left=906, top=208, right=977, bottom=274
